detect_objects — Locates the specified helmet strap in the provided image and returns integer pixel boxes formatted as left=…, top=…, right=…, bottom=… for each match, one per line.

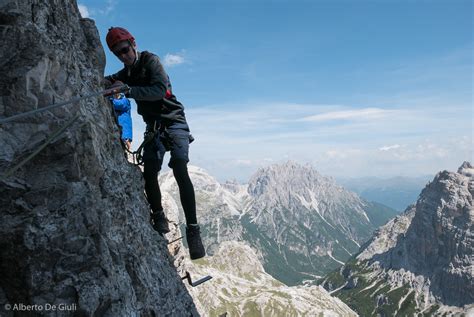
left=128, top=39, right=139, bottom=66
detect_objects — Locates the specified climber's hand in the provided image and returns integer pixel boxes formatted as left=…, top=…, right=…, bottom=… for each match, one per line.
left=103, top=82, right=130, bottom=97
left=103, top=78, right=113, bottom=88
left=110, top=80, right=125, bottom=89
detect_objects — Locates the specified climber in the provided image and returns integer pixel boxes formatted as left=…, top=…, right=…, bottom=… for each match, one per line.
left=103, top=27, right=205, bottom=260
left=110, top=93, right=133, bottom=150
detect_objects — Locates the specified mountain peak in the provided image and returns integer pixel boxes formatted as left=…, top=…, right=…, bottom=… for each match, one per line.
left=187, top=164, right=211, bottom=175
left=458, top=161, right=473, bottom=177
left=248, top=161, right=327, bottom=197
left=256, top=160, right=319, bottom=174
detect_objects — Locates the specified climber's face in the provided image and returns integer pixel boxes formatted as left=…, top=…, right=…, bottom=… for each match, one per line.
left=112, top=40, right=136, bottom=66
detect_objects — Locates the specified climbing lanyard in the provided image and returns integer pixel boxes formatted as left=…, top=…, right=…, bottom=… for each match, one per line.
left=124, top=121, right=160, bottom=166
left=0, top=114, right=81, bottom=181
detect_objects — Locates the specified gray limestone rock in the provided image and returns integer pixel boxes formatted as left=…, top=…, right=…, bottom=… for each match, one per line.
left=0, top=1, right=198, bottom=316
left=324, top=162, right=474, bottom=315
left=372, top=161, right=474, bottom=307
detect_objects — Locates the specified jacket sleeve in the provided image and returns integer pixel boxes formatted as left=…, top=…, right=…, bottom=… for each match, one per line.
left=113, top=98, right=131, bottom=112
left=105, top=69, right=128, bottom=85
left=129, top=56, right=168, bottom=101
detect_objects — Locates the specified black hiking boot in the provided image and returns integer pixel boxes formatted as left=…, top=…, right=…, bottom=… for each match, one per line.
left=151, top=210, right=170, bottom=234
left=186, top=225, right=206, bottom=260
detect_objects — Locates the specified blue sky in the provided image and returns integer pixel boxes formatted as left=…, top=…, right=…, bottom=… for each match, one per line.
left=78, top=0, right=473, bottom=182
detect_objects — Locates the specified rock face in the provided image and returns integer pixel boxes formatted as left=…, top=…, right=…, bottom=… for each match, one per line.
left=161, top=162, right=398, bottom=286
left=182, top=241, right=358, bottom=317
left=0, top=1, right=197, bottom=316
left=322, top=162, right=474, bottom=316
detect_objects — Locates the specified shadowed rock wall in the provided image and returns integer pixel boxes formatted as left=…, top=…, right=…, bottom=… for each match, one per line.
left=0, top=1, right=197, bottom=316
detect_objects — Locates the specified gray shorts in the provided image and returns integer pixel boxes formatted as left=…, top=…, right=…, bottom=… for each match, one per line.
left=143, top=127, right=190, bottom=169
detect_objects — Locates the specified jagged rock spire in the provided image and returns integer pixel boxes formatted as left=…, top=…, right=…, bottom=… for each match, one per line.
left=323, top=162, right=474, bottom=315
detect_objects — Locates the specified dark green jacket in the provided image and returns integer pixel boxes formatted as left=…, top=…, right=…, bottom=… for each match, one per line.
left=106, top=51, right=188, bottom=129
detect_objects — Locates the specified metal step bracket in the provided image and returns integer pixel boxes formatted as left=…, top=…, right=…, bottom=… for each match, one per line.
left=181, top=271, right=212, bottom=287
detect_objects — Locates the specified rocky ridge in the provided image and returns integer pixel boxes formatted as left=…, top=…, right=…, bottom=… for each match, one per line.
left=322, top=162, right=474, bottom=316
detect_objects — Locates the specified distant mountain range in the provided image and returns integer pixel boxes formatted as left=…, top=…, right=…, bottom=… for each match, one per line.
left=338, top=175, right=433, bottom=211
left=161, top=190, right=357, bottom=316
left=321, top=162, right=474, bottom=316
left=160, top=161, right=398, bottom=286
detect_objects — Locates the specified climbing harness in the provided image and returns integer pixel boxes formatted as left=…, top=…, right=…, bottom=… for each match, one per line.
left=123, top=121, right=160, bottom=166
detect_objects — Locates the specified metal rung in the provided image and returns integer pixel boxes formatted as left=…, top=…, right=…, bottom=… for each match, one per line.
left=181, top=271, right=212, bottom=287
left=167, top=236, right=183, bottom=245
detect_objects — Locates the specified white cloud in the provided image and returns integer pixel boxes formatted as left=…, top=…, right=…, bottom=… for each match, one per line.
left=163, top=52, right=186, bottom=67
left=234, top=159, right=254, bottom=166
left=129, top=100, right=471, bottom=180
left=81, top=0, right=117, bottom=18
left=379, top=144, right=401, bottom=151
left=78, top=4, right=90, bottom=18
left=301, top=107, right=392, bottom=122
left=324, top=149, right=365, bottom=160
left=103, top=0, right=117, bottom=15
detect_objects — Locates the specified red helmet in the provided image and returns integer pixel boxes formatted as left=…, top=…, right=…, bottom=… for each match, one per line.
left=106, top=27, right=135, bottom=50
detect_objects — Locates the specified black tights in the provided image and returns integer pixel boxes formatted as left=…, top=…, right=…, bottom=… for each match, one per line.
left=143, top=159, right=197, bottom=225
left=143, top=160, right=163, bottom=212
